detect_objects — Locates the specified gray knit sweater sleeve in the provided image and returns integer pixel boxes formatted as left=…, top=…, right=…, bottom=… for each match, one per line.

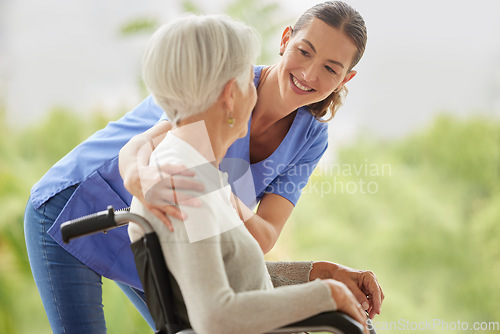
left=266, top=261, right=314, bottom=287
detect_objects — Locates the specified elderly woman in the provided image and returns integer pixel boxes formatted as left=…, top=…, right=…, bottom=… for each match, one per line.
left=128, top=14, right=368, bottom=334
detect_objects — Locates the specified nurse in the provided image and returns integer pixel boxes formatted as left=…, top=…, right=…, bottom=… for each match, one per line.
left=24, top=2, right=383, bottom=333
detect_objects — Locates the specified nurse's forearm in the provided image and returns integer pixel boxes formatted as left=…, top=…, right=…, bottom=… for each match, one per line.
left=244, top=212, right=279, bottom=254
left=232, top=193, right=294, bottom=254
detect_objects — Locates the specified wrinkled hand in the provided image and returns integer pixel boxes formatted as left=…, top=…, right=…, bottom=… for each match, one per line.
left=310, top=262, right=384, bottom=319
left=324, top=279, right=369, bottom=334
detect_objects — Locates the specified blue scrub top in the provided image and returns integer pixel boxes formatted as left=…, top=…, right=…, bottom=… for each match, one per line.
left=30, top=65, right=329, bottom=290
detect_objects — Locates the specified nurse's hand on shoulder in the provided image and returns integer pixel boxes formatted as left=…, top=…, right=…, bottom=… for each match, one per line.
left=310, top=261, right=384, bottom=319
left=143, top=164, right=206, bottom=231
left=120, top=120, right=204, bottom=231
left=125, top=160, right=205, bottom=231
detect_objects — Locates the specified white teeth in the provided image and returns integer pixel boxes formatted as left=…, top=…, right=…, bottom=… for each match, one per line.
left=292, top=75, right=313, bottom=92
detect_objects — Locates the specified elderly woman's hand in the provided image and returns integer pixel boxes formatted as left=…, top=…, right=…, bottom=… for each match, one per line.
left=323, top=279, right=369, bottom=334
left=310, top=262, right=384, bottom=319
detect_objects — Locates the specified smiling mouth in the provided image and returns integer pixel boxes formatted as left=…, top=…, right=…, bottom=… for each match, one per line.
left=291, top=74, right=315, bottom=92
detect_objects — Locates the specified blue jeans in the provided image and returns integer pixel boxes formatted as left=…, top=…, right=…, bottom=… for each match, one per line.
left=24, top=186, right=155, bottom=333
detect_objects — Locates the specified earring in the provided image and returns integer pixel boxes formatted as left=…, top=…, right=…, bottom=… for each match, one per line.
left=227, top=117, right=235, bottom=127
left=279, top=52, right=283, bottom=56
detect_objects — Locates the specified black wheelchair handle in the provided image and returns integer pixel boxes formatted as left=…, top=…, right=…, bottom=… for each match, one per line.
left=61, top=205, right=119, bottom=243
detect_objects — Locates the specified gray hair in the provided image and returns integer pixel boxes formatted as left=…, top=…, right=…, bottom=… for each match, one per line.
left=142, top=14, right=261, bottom=124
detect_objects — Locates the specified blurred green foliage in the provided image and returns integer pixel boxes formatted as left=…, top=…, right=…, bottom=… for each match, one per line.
left=120, top=18, right=159, bottom=36
left=0, top=107, right=151, bottom=333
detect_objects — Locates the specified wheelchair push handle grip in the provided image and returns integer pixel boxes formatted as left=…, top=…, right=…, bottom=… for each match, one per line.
left=61, top=205, right=118, bottom=243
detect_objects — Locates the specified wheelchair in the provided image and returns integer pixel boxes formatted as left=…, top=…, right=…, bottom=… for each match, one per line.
left=61, top=206, right=374, bottom=334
